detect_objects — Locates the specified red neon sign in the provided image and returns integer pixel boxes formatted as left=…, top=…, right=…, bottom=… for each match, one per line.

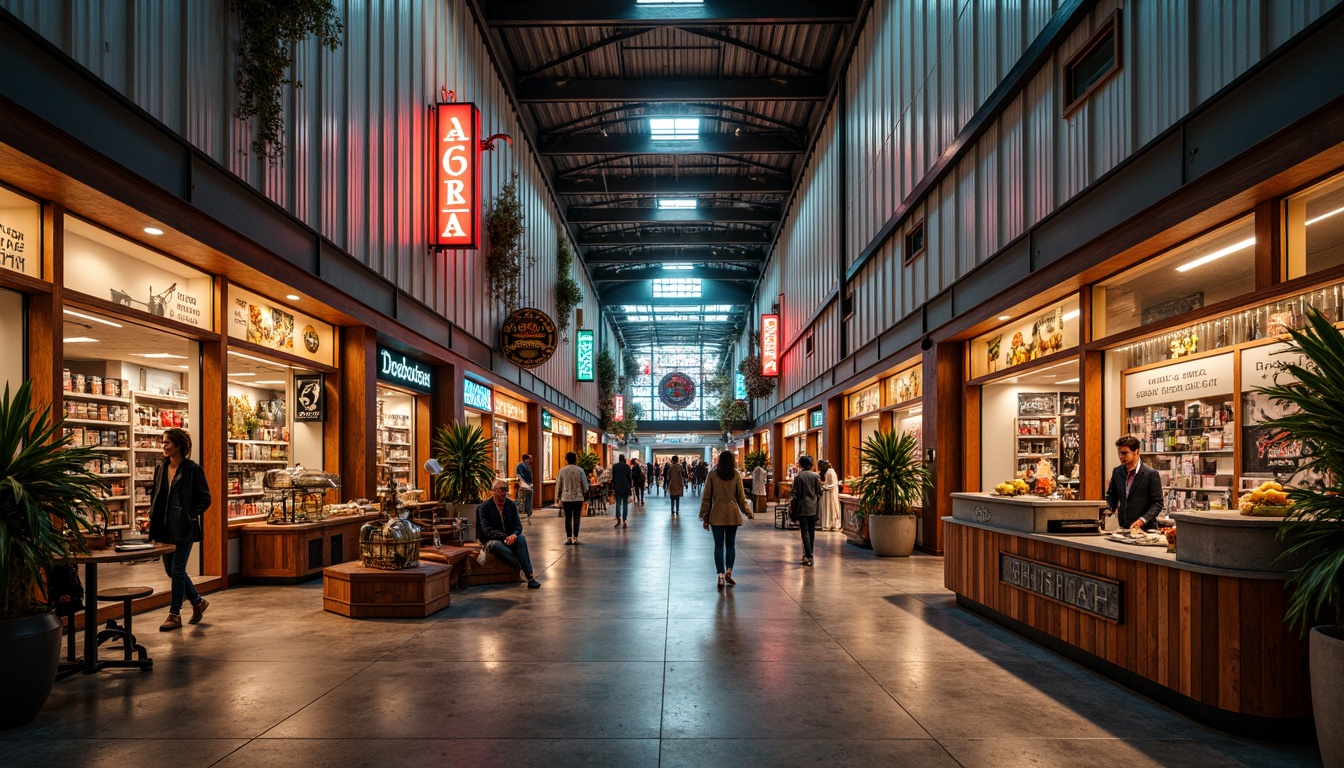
left=434, top=102, right=481, bottom=249
left=614, top=394, right=625, bottom=415
left=761, top=314, right=780, bottom=377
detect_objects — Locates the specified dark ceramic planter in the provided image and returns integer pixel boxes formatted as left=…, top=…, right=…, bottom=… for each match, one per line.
left=0, top=611, right=62, bottom=729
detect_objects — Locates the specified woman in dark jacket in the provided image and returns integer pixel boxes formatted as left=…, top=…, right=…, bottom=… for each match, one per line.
left=149, top=427, right=212, bottom=631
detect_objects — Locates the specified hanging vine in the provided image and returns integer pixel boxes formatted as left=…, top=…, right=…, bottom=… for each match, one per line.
left=597, top=349, right=618, bottom=428
left=739, top=333, right=777, bottom=401
left=554, top=236, right=583, bottom=342
left=484, top=175, right=533, bottom=312
left=621, top=346, right=639, bottom=380
left=232, top=0, right=343, bottom=163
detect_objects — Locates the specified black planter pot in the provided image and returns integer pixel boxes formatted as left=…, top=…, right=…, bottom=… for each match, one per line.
left=0, top=611, right=62, bottom=729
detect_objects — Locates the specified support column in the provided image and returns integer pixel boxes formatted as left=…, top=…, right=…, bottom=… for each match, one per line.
left=30, top=203, right=62, bottom=413
left=200, top=281, right=228, bottom=584
left=825, top=396, right=843, bottom=471
left=525, top=401, right=542, bottom=500
left=925, top=341, right=964, bottom=555
left=770, top=421, right=784, bottom=501
left=339, top=326, right=377, bottom=500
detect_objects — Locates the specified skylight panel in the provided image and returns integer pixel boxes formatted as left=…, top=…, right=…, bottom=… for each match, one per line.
left=649, top=117, right=700, bottom=141
left=657, top=198, right=697, bottom=209
left=652, top=278, right=702, bottom=298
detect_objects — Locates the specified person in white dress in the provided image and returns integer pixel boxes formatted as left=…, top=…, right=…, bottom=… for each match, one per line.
left=818, top=459, right=842, bottom=531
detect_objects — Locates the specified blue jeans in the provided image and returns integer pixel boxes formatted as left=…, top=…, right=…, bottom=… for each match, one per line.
left=711, top=525, right=738, bottom=574
left=162, top=541, right=201, bottom=614
left=517, top=488, right=533, bottom=518
left=485, top=535, right=534, bottom=577
left=614, top=494, right=628, bottom=520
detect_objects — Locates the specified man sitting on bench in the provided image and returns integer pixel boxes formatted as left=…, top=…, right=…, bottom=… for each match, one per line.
left=477, top=479, right=541, bottom=589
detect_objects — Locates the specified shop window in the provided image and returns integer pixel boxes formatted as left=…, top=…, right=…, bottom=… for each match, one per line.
left=804, top=329, right=814, bottom=357
left=904, top=221, right=926, bottom=265
left=1286, top=171, right=1344, bottom=278
left=980, top=361, right=1081, bottom=492
left=0, top=289, right=24, bottom=392
left=971, top=296, right=1080, bottom=379
left=0, top=184, right=42, bottom=280
left=1063, top=13, right=1121, bottom=116
left=1092, top=217, right=1255, bottom=340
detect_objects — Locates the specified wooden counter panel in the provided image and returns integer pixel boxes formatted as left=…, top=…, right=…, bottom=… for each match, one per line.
left=240, top=514, right=378, bottom=582
left=945, top=522, right=1310, bottom=722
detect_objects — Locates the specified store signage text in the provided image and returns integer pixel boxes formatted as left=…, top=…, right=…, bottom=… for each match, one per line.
left=1000, top=554, right=1121, bottom=622
left=734, top=372, right=747, bottom=400
left=494, top=393, right=526, bottom=422
left=576, top=329, right=594, bottom=382
left=433, top=102, right=481, bottom=249
left=614, top=394, right=624, bottom=416
left=376, top=347, right=433, bottom=394
left=464, top=379, right=492, bottom=412
left=849, top=384, right=881, bottom=418
left=0, top=221, right=28, bottom=275
left=541, top=409, right=553, bottom=431
left=500, top=307, right=558, bottom=369
left=552, top=419, right=574, bottom=437
left=783, top=416, right=806, bottom=438
left=1124, top=353, right=1233, bottom=408
left=294, top=374, right=325, bottom=422
left=760, top=314, right=779, bottom=377
left=809, top=409, right=823, bottom=430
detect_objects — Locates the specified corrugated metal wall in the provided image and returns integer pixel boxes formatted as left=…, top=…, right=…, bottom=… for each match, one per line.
left=0, top=0, right=603, bottom=414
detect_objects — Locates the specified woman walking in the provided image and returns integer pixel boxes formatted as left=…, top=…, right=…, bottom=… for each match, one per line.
left=790, top=455, right=822, bottom=566
left=631, top=457, right=646, bottom=506
left=150, top=427, right=212, bottom=631
left=700, top=451, right=755, bottom=589
left=666, top=455, right=686, bottom=515
left=556, top=451, right=590, bottom=544
left=818, top=459, right=841, bottom=531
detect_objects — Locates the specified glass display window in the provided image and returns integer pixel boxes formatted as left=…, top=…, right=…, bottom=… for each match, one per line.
left=1286, top=170, right=1344, bottom=278
left=971, top=296, right=1081, bottom=379
left=1092, top=216, right=1254, bottom=340
left=979, top=360, right=1080, bottom=492
left=376, top=386, right=416, bottom=493
left=0, top=184, right=42, bottom=280
left=0, top=288, right=24, bottom=392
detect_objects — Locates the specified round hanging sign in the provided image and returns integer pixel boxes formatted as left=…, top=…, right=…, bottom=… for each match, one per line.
left=499, top=308, right=558, bottom=369
left=659, top=371, right=696, bottom=410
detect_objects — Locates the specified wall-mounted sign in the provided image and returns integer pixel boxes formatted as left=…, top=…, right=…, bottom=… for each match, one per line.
left=734, top=372, right=747, bottom=400
left=1123, top=352, right=1233, bottom=408
left=64, top=219, right=213, bottom=330
left=433, top=101, right=481, bottom=249
left=971, top=298, right=1080, bottom=379
left=848, top=384, right=881, bottom=419
left=376, top=346, right=433, bottom=394
left=1241, top=342, right=1310, bottom=480
left=783, top=415, right=807, bottom=438
left=494, top=392, right=527, bottom=421
left=614, top=394, right=625, bottom=416
left=500, top=307, right=558, bottom=369
left=552, top=419, right=574, bottom=437
left=576, top=329, right=594, bottom=381
left=587, top=431, right=598, bottom=445
left=761, top=314, right=780, bottom=377
left=809, top=409, right=824, bottom=430
left=226, top=286, right=334, bottom=366
left=294, top=374, right=325, bottom=422
left=658, top=372, right=696, bottom=410
left=0, top=188, right=40, bottom=279
left=464, top=378, right=492, bottom=412
left=885, top=365, right=922, bottom=408
left=541, top=408, right=553, bottom=431
left=1000, top=553, right=1121, bottom=622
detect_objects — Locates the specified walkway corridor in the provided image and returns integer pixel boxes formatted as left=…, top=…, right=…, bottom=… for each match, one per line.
left=1, top=494, right=1319, bottom=767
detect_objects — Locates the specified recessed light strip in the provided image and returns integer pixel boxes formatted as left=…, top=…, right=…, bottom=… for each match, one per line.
left=1174, top=237, right=1256, bottom=273
left=63, top=309, right=123, bottom=328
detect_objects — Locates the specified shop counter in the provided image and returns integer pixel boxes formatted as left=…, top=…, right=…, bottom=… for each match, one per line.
left=240, top=512, right=381, bottom=583
left=943, top=515, right=1310, bottom=737
left=949, top=491, right=1106, bottom=533
left=1170, top=511, right=1305, bottom=573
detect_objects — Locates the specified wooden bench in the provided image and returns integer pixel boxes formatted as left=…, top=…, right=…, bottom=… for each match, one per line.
left=417, top=543, right=525, bottom=587
left=322, top=561, right=453, bottom=618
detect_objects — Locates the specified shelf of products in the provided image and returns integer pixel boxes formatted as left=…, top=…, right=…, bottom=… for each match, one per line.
left=63, top=385, right=132, bottom=530
left=375, top=401, right=413, bottom=489
left=228, top=438, right=291, bottom=523
left=1127, top=397, right=1236, bottom=511
left=1014, top=416, right=1057, bottom=475
left=130, top=390, right=191, bottom=534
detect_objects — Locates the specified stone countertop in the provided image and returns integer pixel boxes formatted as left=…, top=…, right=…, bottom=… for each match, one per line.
left=1170, top=510, right=1285, bottom=527
left=941, top=516, right=1289, bottom=581
left=950, top=491, right=1107, bottom=508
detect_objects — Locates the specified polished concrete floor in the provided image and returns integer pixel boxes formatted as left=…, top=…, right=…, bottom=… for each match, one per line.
left=2, top=492, right=1322, bottom=767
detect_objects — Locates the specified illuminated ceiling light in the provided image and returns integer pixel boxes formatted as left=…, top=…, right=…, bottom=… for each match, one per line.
left=253, top=380, right=286, bottom=385
left=133, top=352, right=188, bottom=359
left=638, top=0, right=703, bottom=3
left=1175, top=237, right=1255, bottom=272
left=657, top=198, right=697, bottom=209
left=649, top=117, right=699, bottom=141
left=64, top=309, right=123, bottom=328
left=665, top=264, right=693, bottom=270
left=1057, top=377, right=1080, bottom=384
left=63, top=336, right=99, bottom=343
left=227, top=372, right=256, bottom=377
left=285, top=294, right=301, bottom=301
left=227, top=350, right=289, bottom=369
left=1306, top=205, right=1344, bottom=226
left=997, top=315, right=1012, bottom=321
left=143, top=227, right=164, bottom=235
left=1062, top=309, right=1081, bottom=321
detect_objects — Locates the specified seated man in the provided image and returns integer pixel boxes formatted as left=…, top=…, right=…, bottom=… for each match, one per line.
left=476, top=479, right=541, bottom=588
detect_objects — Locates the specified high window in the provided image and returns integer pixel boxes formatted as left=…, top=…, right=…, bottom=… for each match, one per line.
left=649, top=118, right=699, bottom=141
left=652, top=278, right=702, bottom=298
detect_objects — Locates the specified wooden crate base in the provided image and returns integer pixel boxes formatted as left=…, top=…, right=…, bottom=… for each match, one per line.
left=322, top=561, right=452, bottom=618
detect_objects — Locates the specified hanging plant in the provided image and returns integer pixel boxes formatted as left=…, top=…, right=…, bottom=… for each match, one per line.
left=621, top=347, right=640, bottom=380
left=597, top=349, right=619, bottom=428
left=484, top=175, right=533, bottom=312
left=609, top=402, right=642, bottom=442
left=554, top=236, right=583, bottom=341
left=232, top=0, right=343, bottom=163
left=718, top=396, right=749, bottom=436
left=739, top=353, right=777, bottom=401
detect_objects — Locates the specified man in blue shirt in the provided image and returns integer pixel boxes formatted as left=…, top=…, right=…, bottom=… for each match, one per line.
left=477, top=479, right=541, bottom=588
left=515, top=453, right=534, bottom=520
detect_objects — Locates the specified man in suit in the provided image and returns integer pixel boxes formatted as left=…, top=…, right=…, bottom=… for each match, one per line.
left=477, top=479, right=541, bottom=588
left=1105, top=436, right=1163, bottom=531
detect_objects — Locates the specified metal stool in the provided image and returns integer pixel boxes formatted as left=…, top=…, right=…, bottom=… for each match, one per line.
left=588, top=488, right=607, bottom=515
left=95, top=586, right=154, bottom=668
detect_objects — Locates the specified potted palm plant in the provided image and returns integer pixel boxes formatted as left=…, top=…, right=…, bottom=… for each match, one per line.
left=431, top=423, right=496, bottom=525
left=1, top=381, right=107, bottom=728
left=576, top=449, right=600, bottom=479
left=851, top=430, right=931, bottom=557
left=1255, top=307, right=1344, bottom=766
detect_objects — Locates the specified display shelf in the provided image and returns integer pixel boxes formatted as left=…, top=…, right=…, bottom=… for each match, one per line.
left=134, top=392, right=190, bottom=403
left=228, top=513, right=268, bottom=524
left=64, top=391, right=132, bottom=404
left=90, top=445, right=130, bottom=452
left=64, top=417, right=128, bottom=426
left=135, top=428, right=166, bottom=436
left=1148, top=449, right=1233, bottom=456
left=99, top=495, right=131, bottom=502
left=231, top=459, right=289, bottom=466
left=229, top=439, right=289, bottom=445
left=1162, top=485, right=1231, bottom=491
left=229, top=491, right=266, bottom=499
left=94, top=472, right=132, bottom=479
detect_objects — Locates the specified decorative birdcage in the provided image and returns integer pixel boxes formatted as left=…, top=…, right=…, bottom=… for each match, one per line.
left=264, top=466, right=341, bottom=525
left=359, top=479, right=420, bottom=570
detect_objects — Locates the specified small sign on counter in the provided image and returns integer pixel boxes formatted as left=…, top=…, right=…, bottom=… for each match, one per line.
left=1000, top=553, right=1122, bottom=622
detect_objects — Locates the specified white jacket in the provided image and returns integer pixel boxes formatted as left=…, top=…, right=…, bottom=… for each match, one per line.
left=556, top=463, right=590, bottom=503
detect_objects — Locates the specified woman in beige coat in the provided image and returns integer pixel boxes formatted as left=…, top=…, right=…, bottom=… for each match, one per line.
left=700, top=451, right=755, bottom=589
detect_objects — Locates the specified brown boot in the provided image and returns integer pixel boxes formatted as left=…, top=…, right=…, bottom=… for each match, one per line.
left=159, top=614, right=182, bottom=632
left=189, top=598, right=209, bottom=624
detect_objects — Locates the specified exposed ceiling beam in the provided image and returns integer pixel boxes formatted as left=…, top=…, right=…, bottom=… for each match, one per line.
left=584, top=248, right=766, bottom=264
left=593, top=266, right=761, bottom=282
left=482, top=1, right=860, bottom=26
left=677, top=27, right=825, bottom=77
left=600, top=281, right=753, bottom=306
left=542, top=101, right=805, bottom=139
left=540, top=133, right=804, bottom=156
left=516, top=78, right=827, bottom=103
left=567, top=206, right=781, bottom=224
left=557, top=176, right=791, bottom=196
left=517, top=28, right=654, bottom=79
left=577, top=231, right=772, bottom=247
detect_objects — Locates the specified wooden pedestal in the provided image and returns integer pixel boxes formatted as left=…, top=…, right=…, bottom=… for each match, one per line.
left=240, top=513, right=379, bottom=583
left=322, top=561, right=452, bottom=618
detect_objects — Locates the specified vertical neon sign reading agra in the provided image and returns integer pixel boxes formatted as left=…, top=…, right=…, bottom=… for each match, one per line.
left=434, top=102, right=481, bottom=249
left=760, top=314, right=780, bottom=377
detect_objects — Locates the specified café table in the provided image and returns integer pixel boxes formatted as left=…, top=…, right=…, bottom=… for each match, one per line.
left=56, top=542, right=175, bottom=679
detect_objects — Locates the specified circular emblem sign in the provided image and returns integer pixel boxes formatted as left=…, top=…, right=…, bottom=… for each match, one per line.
left=499, top=308, right=558, bottom=369
left=659, top=371, right=696, bottom=410
left=302, top=324, right=321, bottom=354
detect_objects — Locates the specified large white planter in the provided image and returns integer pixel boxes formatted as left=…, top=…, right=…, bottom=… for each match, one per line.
left=868, top=514, right=916, bottom=557
left=1311, top=626, right=1344, bottom=767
